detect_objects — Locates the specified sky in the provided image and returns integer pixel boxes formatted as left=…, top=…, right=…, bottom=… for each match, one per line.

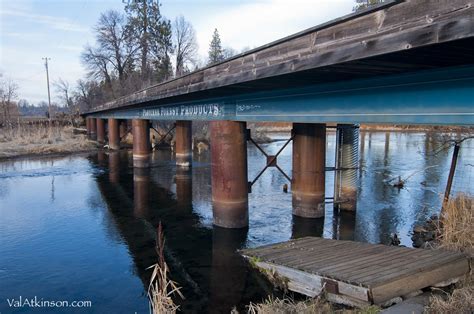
left=0, top=0, right=356, bottom=105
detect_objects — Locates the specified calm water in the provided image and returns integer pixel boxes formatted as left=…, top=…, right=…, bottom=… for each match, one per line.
left=1, top=131, right=473, bottom=313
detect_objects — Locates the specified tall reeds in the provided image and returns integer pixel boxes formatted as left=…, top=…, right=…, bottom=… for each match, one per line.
left=147, top=223, right=184, bottom=314
left=438, top=194, right=474, bottom=255
left=425, top=194, right=473, bottom=313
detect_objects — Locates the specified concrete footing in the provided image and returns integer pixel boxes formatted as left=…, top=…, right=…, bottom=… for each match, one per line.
left=97, top=118, right=106, bottom=144
left=292, top=123, right=326, bottom=218
left=210, top=121, right=248, bottom=228
left=132, top=119, right=151, bottom=168
left=108, top=118, right=120, bottom=150
left=334, top=124, right=359, bottom=211
left=175, top=120, right=192, bottom=167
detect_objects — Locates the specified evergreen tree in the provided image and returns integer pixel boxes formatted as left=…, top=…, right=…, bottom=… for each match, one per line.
left=124, top=0, right=173, bottom=82
left=208, top=28, right=224, bottom=65
left=353, top=0, right=385, bottom=12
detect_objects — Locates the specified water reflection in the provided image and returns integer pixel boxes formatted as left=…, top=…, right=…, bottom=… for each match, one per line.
left=1, top=131, right=473, bottom=312
left=209, top=227, right=248, bottom=313
left=331, top=210, right=356, bottom=241
left=291, top=216, right=324, bottom=238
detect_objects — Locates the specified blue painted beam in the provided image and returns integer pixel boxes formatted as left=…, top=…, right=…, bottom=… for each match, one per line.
left=89, top=66, right=474, bottom=125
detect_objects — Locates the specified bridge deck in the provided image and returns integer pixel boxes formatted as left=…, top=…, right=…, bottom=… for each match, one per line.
left=241, top=237, right=469, bottom=307
left=86, top=0, right=474, bottom=125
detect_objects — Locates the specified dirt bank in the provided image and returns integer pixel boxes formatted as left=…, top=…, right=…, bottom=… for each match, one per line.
left=0, top=125, right=98, bottom=160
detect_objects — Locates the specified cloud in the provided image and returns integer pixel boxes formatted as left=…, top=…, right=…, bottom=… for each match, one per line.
left=1, top=9, right=87, bottom=33
left=193, top=0, right=354, bottom=58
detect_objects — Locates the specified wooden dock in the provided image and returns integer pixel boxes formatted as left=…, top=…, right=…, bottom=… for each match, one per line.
left=241, top=237, right=469, bottom=307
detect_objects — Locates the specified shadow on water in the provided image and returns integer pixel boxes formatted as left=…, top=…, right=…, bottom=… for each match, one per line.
left=90, top=150, right=275, bottom=312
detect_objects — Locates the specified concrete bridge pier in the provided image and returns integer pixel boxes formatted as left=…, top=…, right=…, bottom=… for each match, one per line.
left=334, top=124, right=359, bottom=211
left=175, top=120, right=192, bottom=168
left=210, top=121, right=249, bottom=228
left=132, top=119, right=151, bottom=168
left=89, top=118, right=97, bottom=140
left=292, top=123, right=326, bottom=218
left=108, top=118, right=121, bottom=150
left=97, top=118, right=106, bottom=145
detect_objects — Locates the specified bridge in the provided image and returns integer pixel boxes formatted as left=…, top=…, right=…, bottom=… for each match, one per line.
left=84, top=0, right=474, bottom=229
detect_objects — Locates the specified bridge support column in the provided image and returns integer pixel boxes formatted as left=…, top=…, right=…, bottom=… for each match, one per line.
left=132, top=119, right=150, bottom=168
left=97, top=118, right=106, bottom=144
left=210, top=121, right=248, bottom=228
left=86, top=118, right=91, bottom=138
left=89, top=118, right=97, bottom=140
left=108, top=118, right=120, bottom=150
left=334, top=124, right=359, bottom=211
left=292, top=123, right=326, bottom=218
left=175, top=120, right=192, bottom=167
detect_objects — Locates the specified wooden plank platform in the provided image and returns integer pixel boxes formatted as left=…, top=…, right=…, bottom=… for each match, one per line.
left=240, top=237, right=469, bottom=307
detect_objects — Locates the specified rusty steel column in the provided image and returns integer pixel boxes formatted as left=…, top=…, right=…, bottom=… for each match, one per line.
left=96, top=118, right=106, bottom=144
left=86, top=118, right=91, bottom=138
left=334, top=124, right=359, bottom=211
left=175, top=120, right=193, bottom=167
left=210, top=121, right=248, bottom=228
left=119, top=120, right=128, bottom=138
left=108, top=118, right=120, bottom=150
left=89, top=118, right=97, bottom=140
left=292, top=123, right=326, bottom=218
left=132, top=119, right=151, bottom=168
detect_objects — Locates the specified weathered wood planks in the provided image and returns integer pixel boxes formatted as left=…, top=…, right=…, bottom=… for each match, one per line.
left=241, top=237, right=470, bottom=307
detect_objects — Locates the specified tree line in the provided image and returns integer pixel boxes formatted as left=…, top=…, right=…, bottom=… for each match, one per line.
left=2, top=0, right=385, bottom=122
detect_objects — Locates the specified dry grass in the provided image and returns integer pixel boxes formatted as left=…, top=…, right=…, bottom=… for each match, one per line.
left=425, top=277, right=474, bottom=314
left=247, top=295, right=380, bottom=314
left=0, top=124, right=96, bottom=159
left=148, top=223, right=184, bottom=314
left=424, top=194, right=474, bottom=313
left=247, top=296, right=333, bottom=314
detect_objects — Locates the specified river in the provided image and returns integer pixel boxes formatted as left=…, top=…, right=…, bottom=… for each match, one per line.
left=0, top=131, right=472, bottom=313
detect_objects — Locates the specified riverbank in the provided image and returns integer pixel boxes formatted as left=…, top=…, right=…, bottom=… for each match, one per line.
left=0, top=125, right=98, bottom=160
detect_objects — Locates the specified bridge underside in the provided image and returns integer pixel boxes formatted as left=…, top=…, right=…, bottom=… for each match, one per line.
left=88, top=38, right=474, bottom=125
left=89, top=64, right=474, bottom=125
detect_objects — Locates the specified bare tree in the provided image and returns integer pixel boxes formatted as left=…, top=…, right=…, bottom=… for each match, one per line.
left=173, top=15, right=198, bottom=77
left=0, top=77, right=19, bottom=124
left=95, top=10, right=136, bottom=82
left=81, top=45, right=113, bottom=89
left=53, top=78, right=73, bottom=109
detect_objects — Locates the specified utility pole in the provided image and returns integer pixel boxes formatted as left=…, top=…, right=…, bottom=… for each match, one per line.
left=43, top=57, right=52, bottom=127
